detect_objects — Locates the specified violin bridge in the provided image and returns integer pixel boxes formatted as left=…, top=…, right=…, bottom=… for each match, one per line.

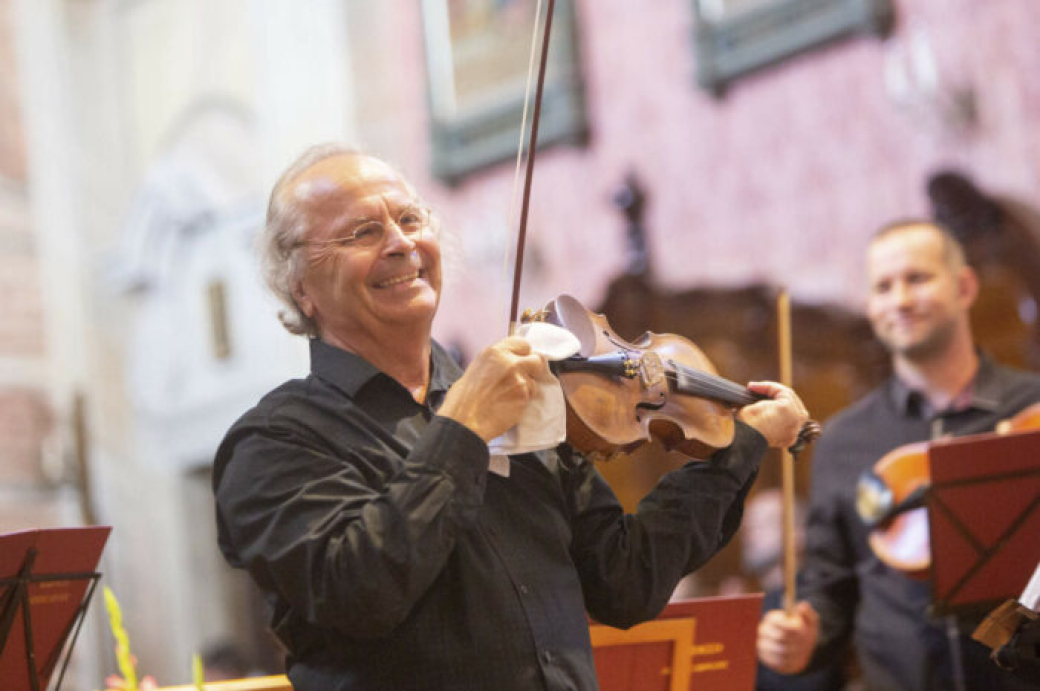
left=639, top=351, right=665, bottom=388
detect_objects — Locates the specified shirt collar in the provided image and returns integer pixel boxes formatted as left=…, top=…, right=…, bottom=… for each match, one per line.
left=888, top=351, right=1002, bottom=417
left=427, top=342, right=462, bottom=402
left=309, top=337, right=463, bottom=402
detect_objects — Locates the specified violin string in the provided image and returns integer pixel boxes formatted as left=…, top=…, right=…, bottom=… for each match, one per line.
left=665, top=376, right=755, bottom=406
left=666, top=362, right=746, bottom=394
left=664, top=364, right=757, bottom=405
left=663, top=371, right=747, bottom=404
left=670, top=362, right=755, bottom=399
left=500, top=0, right=544, bottom=335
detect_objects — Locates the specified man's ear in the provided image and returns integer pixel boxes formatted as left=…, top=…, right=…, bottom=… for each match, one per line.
left=291, top=280, right=314, bottom=318
left=958, top=265, right=980, bottom=309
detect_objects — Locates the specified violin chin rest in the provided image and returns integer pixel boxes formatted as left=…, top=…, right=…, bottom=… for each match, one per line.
left=552, top=294, right=598, bottom=357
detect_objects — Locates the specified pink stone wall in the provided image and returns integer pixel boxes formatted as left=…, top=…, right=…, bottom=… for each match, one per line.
left=0, top=389, right=50, bottom=484
left=0, top=249, right=45, bottom=356
left=0, top=0, right=52, bottom=533
left=359, top=0, right=1040, bottom=357
left=0, top=0, right=25, bottom=183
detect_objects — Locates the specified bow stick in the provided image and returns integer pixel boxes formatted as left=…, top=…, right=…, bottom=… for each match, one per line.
left=507, top=0, right=556, bottom=333
left=777, top=287, right=799, bottom=613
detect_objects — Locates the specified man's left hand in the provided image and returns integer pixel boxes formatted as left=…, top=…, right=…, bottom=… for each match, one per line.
left=738, top=382, right=810, bottom=449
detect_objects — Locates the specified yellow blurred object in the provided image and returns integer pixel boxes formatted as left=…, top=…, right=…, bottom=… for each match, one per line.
left=154, top=676, right=291, bottom=691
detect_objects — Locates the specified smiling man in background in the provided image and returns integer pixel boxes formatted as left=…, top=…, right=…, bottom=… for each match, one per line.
left=757, top=220, right=1040, bottom=691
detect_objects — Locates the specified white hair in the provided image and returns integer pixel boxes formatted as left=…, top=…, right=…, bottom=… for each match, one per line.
left=260, top=143, right=361, bottom=337
left=260, top=144, right=433, bottom=337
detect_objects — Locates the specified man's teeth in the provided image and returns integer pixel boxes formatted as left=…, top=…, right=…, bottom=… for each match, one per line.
left=377, top=271, right=419, bottom=288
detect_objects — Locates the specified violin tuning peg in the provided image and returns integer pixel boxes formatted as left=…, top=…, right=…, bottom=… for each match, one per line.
left=520, top=307, right=548, bottom=323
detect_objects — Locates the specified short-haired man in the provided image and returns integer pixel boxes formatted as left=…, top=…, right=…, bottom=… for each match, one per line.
left=757, top=221, right=1040, bottom=691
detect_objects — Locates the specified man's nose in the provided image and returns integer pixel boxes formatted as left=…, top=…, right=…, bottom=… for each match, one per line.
left=381, top=220, right=419, bottom=254
left=889, top=281, right=913, bottom=307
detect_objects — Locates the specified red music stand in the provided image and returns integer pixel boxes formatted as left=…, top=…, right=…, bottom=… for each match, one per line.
left=927, top=427, right=1040, bottom=615
left=0, top=526, right=111, bottom=691
left=590, top=593, right=763, bottom=691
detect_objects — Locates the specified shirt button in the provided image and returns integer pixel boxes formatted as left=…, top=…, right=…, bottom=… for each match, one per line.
left=518, top=584, right=529, bottom=595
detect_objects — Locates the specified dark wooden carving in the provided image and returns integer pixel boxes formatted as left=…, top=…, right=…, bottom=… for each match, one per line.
left=927, top=171, right=1040, bottom=370
left=612, top=173, right=650, bottom=278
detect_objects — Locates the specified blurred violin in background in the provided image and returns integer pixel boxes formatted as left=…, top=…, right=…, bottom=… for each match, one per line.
left=856, top=402, right=1040, bottom=578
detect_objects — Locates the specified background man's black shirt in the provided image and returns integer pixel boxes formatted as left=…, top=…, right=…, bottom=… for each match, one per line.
left=801, top=354, right=1040, bottom=691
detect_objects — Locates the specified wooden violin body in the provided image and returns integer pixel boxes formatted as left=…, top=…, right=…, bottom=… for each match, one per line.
left=857, top=442, right=932, bottom=578
left=857, top=402, right=1040, bottom=579
left=530, top=294, right=770, bottom=460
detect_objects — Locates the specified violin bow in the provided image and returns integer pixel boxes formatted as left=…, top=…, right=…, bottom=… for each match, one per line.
left=507, top=0, right=555, bottom=333
left=777, top=287, right=799, bottom=613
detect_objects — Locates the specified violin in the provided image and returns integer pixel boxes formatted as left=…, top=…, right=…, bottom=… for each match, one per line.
left=525, top=294, right=821, bottom=461
left=856, top=402, right=1040, bottom=579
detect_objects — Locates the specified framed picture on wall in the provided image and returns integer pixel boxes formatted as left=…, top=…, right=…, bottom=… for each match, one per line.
left=692, top=0, right=894, bottom=94
left=422, top=0, right=588, bottom=184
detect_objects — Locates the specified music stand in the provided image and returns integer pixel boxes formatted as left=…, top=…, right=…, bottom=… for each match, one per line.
left=590, top=593, right=763, bottom=691
left=0, top=526, right=111, bottom=691
left=926, top=427, right=1040, bottom=616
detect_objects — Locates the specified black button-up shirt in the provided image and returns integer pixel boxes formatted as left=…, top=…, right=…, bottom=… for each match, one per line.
left=800, top=354, right=1040, bottom=691
left=214, top=338, right=767, bottom=691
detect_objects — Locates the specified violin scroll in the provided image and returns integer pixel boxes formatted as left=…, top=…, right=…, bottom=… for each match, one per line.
left=789, top=419, right=822, bottom=457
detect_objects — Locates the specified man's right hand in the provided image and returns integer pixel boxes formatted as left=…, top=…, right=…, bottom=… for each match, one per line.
left=439, top=336, right=554, bottom=442
left=757, top=601, right=820, bottom=675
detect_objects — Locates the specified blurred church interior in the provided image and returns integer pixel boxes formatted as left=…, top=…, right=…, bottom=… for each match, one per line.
left=1, top=0, right=1038, bottom=687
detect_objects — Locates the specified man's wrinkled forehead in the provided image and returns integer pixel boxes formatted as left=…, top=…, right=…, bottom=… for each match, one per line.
left=282, top=153, right=407, bottom=206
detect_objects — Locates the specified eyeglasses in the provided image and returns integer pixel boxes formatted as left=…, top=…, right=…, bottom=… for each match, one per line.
left=300, top=205, right=432, bottom=251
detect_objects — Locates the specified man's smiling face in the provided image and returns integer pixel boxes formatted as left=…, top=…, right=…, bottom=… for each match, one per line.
left=866, top=223, right=973, bottom=363
left=289, top=153, right=442, bottom=349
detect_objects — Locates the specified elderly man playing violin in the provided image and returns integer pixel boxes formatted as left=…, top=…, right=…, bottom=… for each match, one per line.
left=212, top=144, right=808, bottom=691
left=757, top=220, right=1040, bottom=691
